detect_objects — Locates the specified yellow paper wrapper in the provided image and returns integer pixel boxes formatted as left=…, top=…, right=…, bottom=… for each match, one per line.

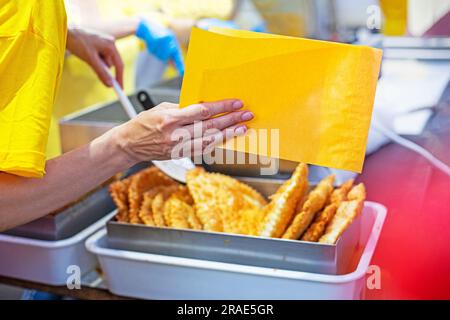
left=180, top=28, right=382, bottom=172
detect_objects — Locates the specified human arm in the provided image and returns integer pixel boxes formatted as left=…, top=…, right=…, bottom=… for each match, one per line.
left=0, top=100, right=253, bottom=231
left=66, top=27, right=125, bottom=88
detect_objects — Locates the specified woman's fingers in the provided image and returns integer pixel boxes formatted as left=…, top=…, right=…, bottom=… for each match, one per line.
left=182, top=110, right=253, bottom=137
left=91, top=53, right=113, bottom=87
left=172, top=124, right=247, bottom=158
left=175, top=99, right=244, bottom=124
left=108, top=44, right=124, bottom=88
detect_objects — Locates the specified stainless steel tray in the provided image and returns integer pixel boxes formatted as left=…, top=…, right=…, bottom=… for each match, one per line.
left=3, top=162, right=151, bottom=241
left=106, top=177, right=361, bottom=275
left=4, top=186, right=115, bottom=241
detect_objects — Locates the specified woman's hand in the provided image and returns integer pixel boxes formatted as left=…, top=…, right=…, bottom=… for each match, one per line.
left=66, top=28, right=124, bottom=87
left=112, top=99, right=254, bottom=164
left=0, top=98, right=252, bottom=230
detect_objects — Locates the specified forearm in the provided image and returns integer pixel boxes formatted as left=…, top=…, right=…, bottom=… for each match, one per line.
left=77, top=17, right=140, bottom=40
left=0, top=128, right=134, bottom=231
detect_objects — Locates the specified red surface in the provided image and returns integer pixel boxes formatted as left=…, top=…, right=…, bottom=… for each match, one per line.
left=359, top=85, right=450, bottom=299
left=425, top=10, right=450, bottom=36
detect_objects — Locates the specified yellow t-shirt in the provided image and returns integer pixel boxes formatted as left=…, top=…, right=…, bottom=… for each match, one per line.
left=47, top=0, right=235, bottom=159
left=0, top=0, right=67, bottom=177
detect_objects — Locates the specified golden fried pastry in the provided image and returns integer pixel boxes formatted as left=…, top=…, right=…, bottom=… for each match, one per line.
left=215, top=173, right=267, bottom=233
left=330, top=179, right=354, bottom=205
left=187, top=167, right=266, bottom=233
left=186, top=168, right=221, bottom=231
left=319, top=183, right=366, bottom=244
left=301, top=203, right=337, bottom=242
left=187, top=209, right=203, bottom=230
left=138, top=186, right=172, bottom=226
left=167, top=186, right=202, bottom=230
left=109, top=162, right=366, bottom=245
left=282, top=175, right=335, bottom=240
left=211, top=173, right=267, bottom=209
left=128, top=167, right=177, bottom=224
left=171, top=185, right=194, bottom=205
left=235, top=208, right=266, bottom=236
left=163, top=196, right=192, bottom=229
left=258, top=163, right=309, bottom=238
left=151, top=193, right=167, bottom=227
left=301, top=179, right=354, bottom=242
left=139, top=197, right=156, bottom=226
left=347, top=182, right=366, bottom=201
left=109, top=178, right=131, bottom=223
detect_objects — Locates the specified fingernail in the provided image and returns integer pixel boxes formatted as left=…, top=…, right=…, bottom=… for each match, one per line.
left=232, top=100, right=243, bottom=110
left=235, top=126, right=247, bottom=136
left=241, top=112, right=254, bottom=121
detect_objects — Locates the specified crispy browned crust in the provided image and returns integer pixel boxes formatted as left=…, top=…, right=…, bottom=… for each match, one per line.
left=109, top=164, right=366, bottom=244
left=301, top=179, right=354, bottom=242
left=163, top=195, right=194, bottom=229
left=319, top=183, right=366, bottom=244
left=151, top=193, right=167, bottom=227
left=128, top=167, right=177, bottom=224
left=235, top=208, right=266, bottom=236
left=138, top=186, right=171, bottom=226
left=109, top=178, right=131, bottom=223
left=187, top=167, right=267, bottom=233
left=258, top=163, right=309, bottom=238
left=330, top=179, right=354, bottom=205
left=282, top=175, right=335, bottom=240
left=186, top=167, right=223, bottom=232
left=301, top=203, right=337, bottom=242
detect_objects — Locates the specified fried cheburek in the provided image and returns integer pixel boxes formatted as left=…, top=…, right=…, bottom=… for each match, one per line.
left=282, top=174, right=335, bottom=240
left=258, top=163, right=308, bottom=238
left=138, top=185, right=179, bottom=226
left=301, top=179, right=354, bottom=242
left=109, top=164, right=366, bottom=245
left=109, top=178, right=131, bottom=223
left=163, top=193, right=201, bottom=230
left=319, top=183, right=366, bottom=244
left=128, top=167, right=177, bottom=224
left=236, top=208, right=266, bottom=236
left=186, top=167, right=266, bottom=233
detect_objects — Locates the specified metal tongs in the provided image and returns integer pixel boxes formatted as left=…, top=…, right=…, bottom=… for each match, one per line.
left=102, top=63, right=195, bottom=183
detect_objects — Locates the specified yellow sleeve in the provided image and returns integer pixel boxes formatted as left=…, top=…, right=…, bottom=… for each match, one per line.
left=0, top=0, right=67, bottom=178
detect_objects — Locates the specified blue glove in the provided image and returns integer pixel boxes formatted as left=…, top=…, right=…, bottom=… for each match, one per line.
left=197, top=18, right=239, bottom=30
left=251, top=22, right=267, bottom=33
left=136, top=19, right=184, bottom=75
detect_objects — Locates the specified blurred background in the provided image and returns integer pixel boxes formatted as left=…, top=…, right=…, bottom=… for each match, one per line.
left=2, top=0, right=450, bottom=300
left=48, top=0, right=450, bottom=159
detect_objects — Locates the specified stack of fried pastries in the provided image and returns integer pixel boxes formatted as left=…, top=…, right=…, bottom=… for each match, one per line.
left=109, top=164, right=365, bottom=244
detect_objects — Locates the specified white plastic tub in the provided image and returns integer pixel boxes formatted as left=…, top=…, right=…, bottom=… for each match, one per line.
left=0, top=212, right=115, bottom=285
left=86, top=202, right=386, bottom=300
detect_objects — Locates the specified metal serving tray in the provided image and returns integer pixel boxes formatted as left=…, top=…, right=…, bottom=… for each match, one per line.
left=3, top=163, right=149, bottom=241
left=106, top=177, right=361, bottom=275
left=4, top=186, right=115, bottom=241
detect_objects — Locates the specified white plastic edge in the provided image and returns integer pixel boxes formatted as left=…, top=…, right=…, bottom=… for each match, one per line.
left=86, top=202, right=387, bottom=284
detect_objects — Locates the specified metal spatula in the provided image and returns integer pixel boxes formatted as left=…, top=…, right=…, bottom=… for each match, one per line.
left=103, top=63, right=195, bottom=183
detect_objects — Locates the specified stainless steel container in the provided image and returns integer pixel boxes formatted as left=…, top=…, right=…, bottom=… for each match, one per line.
left=106, top=177, right=360, bottom=275
left=4, top=186, right=115, bottom=240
